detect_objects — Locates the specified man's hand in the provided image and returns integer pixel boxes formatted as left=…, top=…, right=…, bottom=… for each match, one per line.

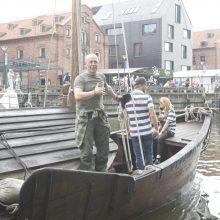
left=94, top=83, right=106, bottom=96
left=115, top=94, right=122, bottom=102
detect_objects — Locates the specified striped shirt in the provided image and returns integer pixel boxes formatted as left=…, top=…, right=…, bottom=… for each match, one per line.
left=125, top=90, right=154, bottom=137
left=167, top=109, right=176, bottom=134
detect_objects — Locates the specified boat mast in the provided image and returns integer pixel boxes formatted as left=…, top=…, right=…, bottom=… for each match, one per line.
left=71, top=0, right=82, bottom=109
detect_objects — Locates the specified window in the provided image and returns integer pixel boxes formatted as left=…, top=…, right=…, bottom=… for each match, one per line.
left=54, top=15, right=64, bottom=23
left=41, top=25, right=52, bottom=32
left=32, top=19, right=42, bottom=26
left=200, top=41, right=208, bottom=47
left=181, top=45, right=187, bottom=59
left=20, top=28, right=31, bottom=35
left=81, top=31, right=87, bottom=45
left=207, top=32, right=214, bottom=38
left=164, top=42, right=173, bottom=52
left=66, top=28, right=71, bottom=37
left=0, top=32, right=6, bottom=38
left=8, top=23, right=17, bottom=30
left=66, top=48, right=71, bottom=57
left=181, top=66, right=191, bottom=71
left=82, top=16, right=86, bottom=23
left=95, top=52, right=101, bottom=62
left=109, top=45, right=118, bottom=56
left=106, top=27, right=122, bottom=35
left=142, top=24, right=157, bottom=34
left=133, top=43, right=142, bottom=57
left=95, top=34, right=101, bottom=43
left=165, top=60, right=174, bottom=71
left=168, top=25, right=174, bottom=39
left=39, top=47, right=46, bottom=58
left=183, top=29, right=191, bottom=39
left=193, top=56, right=196, bottom=65
left=17, top=50, right=23, bottom=59
left=200, top=56, right=205, bottom=62
left=175, top=4, right=181, bottom=23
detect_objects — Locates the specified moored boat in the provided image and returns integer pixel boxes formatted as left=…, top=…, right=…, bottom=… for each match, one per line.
left=0, top=109, right=211, bottom=220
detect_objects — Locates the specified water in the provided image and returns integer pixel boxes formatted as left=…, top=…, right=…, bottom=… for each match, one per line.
left=135, top=114, right=220, bottom=220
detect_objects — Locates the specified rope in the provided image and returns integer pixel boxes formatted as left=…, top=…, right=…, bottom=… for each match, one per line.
left=117, top=107, right=133, bottom=173
left=184, top=105, right=213, bottom=122
left=0, top=133, right=31, bottom=180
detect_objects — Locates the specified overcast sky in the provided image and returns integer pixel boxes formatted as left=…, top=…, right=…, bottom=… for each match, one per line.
left=0, top=0, right=219, bottom=31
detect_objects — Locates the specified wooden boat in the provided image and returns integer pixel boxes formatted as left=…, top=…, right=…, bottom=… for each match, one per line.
left=0, top=109, right=212, bottom=220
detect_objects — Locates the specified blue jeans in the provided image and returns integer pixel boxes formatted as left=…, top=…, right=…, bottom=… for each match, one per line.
left=131, top=134, right=153, bottom=170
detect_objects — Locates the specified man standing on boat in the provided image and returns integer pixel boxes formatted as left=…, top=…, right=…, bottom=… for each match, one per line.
left=125, top=77, right=159, bottom=170
left=74, top=53, right=121, bottom=172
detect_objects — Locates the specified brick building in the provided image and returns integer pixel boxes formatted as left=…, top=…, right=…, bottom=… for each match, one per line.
left=193, top=29, right=220, bottom=70
left=0, top=5, right=108, bottom=88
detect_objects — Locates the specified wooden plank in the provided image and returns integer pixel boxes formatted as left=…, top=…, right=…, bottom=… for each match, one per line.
left=0, top=108, right=74, bottom=118
left=165, top=121, right=202, bottom=147
left=0, top=143, right=117, bottom=174
left=0, top=113, right=74, bottom=124
left=0, top=119, right=75, bottom=132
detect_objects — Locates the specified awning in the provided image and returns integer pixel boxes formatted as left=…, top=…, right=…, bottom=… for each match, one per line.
left=0, top=60, right=63, bottom=72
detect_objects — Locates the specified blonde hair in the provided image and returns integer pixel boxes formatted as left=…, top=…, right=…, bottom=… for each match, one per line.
left=160, top=97, right=174, bottom=112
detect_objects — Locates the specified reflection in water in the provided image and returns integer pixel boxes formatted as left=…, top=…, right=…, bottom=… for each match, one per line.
left=134, top=114, right=220, bottom=220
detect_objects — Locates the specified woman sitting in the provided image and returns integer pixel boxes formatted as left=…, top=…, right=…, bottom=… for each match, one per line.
left=155, top=97, right=176, bottom=164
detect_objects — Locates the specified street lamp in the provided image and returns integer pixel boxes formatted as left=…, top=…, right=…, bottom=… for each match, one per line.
left=1, top=45, right=8, bottom=87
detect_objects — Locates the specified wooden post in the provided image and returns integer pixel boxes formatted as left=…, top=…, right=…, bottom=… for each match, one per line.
left=69, top=0, right=82, bottom=110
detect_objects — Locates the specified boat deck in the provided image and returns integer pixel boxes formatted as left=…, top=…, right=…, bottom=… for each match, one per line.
left=0, top=108, right=117, bottom=179
left=165, top=120, right=203, bottom=147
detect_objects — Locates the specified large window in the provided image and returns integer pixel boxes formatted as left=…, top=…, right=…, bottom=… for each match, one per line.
left=39, top=47, right=46, bottom=58
left=181, top=45, right=187, bottom=59
left=109, top=45, right=118, bottom=56
left=175, top=4, right=181, bottom=23
left=183, top=29, right=191, bottom=39
left=81, top=31, right=87, bottom=45
left=106, top=27, right=122, bottom=35
left=164, top=42, right=173, bottom=52
left=95, top=34, right=101, bottom=44
left=165, top=60, right=174, bottom=71
left=168, top=25, right=174, bottom=39
left=17, top=50, right=23, bottom=59
left=200, top=56, right=206, bottom=62
left=133, top=43, right=142, bottom=57
left=142, top=24, right=157, bottom=35
left=66, top=28, right=71, bottom=37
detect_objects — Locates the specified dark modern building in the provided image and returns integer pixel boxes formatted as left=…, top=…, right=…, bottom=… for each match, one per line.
left=93, top=0, right=192, bottom=72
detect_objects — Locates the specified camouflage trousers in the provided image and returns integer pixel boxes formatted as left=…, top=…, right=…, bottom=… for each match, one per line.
left=76, top=110, right=110, bottom=171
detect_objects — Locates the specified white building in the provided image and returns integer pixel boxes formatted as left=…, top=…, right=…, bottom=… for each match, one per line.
left=173, top=69, right=220, bottom=93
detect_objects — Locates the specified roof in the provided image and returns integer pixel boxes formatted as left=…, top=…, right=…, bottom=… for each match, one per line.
left=0, top=60, right=63, bottom=72
left=94, top=0, right=175, bottom=25
left=193, top=29, right=220, bottom=49
left=0, top=12, right=72, bottom=41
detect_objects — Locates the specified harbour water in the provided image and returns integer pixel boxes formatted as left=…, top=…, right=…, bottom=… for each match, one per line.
left=134, top=114, right=220, bottom=220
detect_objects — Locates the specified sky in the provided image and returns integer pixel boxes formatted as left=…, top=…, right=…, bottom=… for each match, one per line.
left=0, top=0, right=220, bottom=31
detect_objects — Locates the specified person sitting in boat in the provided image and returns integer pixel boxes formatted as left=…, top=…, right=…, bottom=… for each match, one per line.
left=155, top=97, right=176, bottom=164
left=74, top=53, right=122, bottom=172
left=125, top=77, right=159, bottom=170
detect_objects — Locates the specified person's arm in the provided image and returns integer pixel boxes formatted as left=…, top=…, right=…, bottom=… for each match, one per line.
left=106, top=85, right=122, bottom=101
left=149, top=106, right=159, bottom=138
left=159, top=120, right=169, bottom=135
left=74, top=84, right=106, bottom=101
